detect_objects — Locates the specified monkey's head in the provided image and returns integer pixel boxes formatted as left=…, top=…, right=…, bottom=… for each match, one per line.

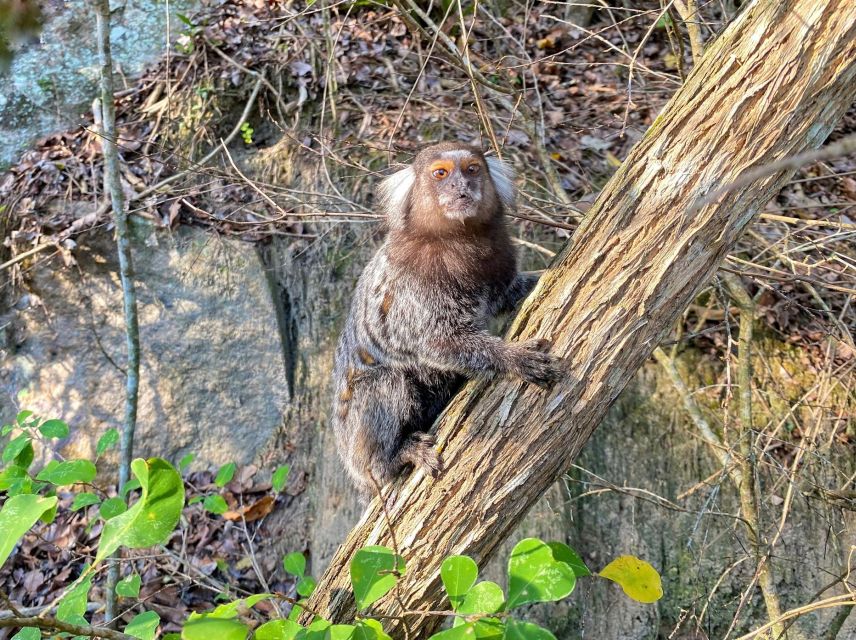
left=378, top=142, right=516, bottom=233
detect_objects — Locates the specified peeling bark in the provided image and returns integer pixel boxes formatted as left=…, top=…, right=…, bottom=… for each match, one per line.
left=303, top=1, right=856, bottom=635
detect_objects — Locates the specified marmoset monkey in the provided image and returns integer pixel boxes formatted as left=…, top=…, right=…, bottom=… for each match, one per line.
left=332, top=142, right=561, bottom=499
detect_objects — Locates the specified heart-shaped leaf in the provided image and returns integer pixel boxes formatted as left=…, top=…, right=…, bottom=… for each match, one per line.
left=355, top=619, right=390, bottom=640
left=458, top=581, right=505, bottom=616
left=506, top=538, right=575, bottom=609
left=254, top=619, right=302, bottom=640
left=182, top=616, right=248, bottom=640
left=546, top=542, right=590, bottom=577
left=125, top=610, right=160, bottom=640
left=350, top=545, right=405, bottom=610
left=117, top=573, right=142, bottom=597
left=283, top=551, right=307, bottom=577
left=598, top=555, right=663, bottom=603
left=441, top=555, right=478, bottom=610
left=503, top=620, right=556, bottom=640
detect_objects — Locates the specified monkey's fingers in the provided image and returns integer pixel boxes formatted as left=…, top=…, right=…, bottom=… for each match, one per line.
left=515, top=342, right=563, bottom=389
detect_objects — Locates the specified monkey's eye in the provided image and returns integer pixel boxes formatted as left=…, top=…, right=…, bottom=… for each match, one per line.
left=466, top=164, right=481, bottom=175
left=432, top=168, right=448, bottom=179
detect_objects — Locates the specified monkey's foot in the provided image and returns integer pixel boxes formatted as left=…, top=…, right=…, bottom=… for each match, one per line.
left=399, top=432, right=443, bottom=478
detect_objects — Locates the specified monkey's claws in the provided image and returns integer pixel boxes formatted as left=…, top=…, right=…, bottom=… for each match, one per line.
left=400, top=432, right=443, bottom=478
left=515, top=339, right=563, bottom=389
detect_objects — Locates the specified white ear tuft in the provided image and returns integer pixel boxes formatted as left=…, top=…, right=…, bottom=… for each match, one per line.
left=377, top=166, right=415, bottom=228
left=486, top=156, right=516, bottom=209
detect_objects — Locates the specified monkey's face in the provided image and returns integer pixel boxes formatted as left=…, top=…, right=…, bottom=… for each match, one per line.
left=422, top=150, right=489, bottom=222
left=379, top=142, right=516, bottom=234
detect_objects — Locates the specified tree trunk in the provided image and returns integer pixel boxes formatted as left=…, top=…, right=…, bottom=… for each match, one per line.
left=303, top=0, right=856, bottom=635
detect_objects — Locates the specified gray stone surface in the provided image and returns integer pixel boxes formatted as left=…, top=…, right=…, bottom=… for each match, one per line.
left=0, top=0, right=198, bottom=168
left=0, top=224, right=288, bottom=467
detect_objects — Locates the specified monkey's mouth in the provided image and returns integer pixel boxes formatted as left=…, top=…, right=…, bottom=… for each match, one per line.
left=441, top=196, right=479, bottom=220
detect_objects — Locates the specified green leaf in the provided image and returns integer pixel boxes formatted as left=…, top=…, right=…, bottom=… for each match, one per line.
left=506, top=538, right=576, bottom=609
left=272, top=465, right=290, bottom=493
left=56, top=571, right=92, bottom=624
left=283, top=551, right=306, bottom=577
left=35, top=460, right=97, bottom=486
left=71, top=492, right=101, bottom=511
left=125, top=610, right=160, bottom=640
left=546, top=542, right=591, bottom=577
left=355, top=619, right=390, bottom=640
left=441, top=556, right=478, bottom=610
left=176, top=12, right=194, bottom=27
left=296, top=576, right=317, bottom=597
left=210, top=594, right=272, bottom=618
left=100, top=497, right=128, bottom=520
left=40, top=499, right=58, bottom=525
left=429, top=624, right=476, bottom=640
left=39, top=419, right=69, bottom=439
left=254, top=619, right=302, bottom=640
left=182, top=616, right=249, bottom=640
left=298, top=619, right=331, bottom=640
left=473, top=619, right=504, bottom=639
left=96, top=428, right=120, bottom=456
left=0, top=494, right=58, bottom=566
left=95, top=458, right=185, bottom=565
left=3, top=433, right=31, bottom=463
left=503, top=620, right=556, bottom=640
left=203, top=494, right=228, bottom=515
left=598, top=555, right=663, bottom=603
left=1, top=424, right=12, bottom=436
left=188, top=495, right=204, bottom=505
left=116, top=573, right=142, bottom=597
left=0, top=465, right=32, bottom=495
left=215, top=462, right=237, bottom=487
left=165, top=635, right=182, bottom=640
left=121, top=478, right=142, bottom=497
left=16, top=410, right=33, bottom=425
left=288, top=600, right=306, bottom=621
left=13, top=441, right=34, bottom=469
left=11, top=628, right=40, bottom=640
left=457, top=581, right=504, bottom=616
left=179, top=453, right=195, bottom=472
left=350, top=545, right=405, bottom=610
left=327, top=625, right=357, bottom=640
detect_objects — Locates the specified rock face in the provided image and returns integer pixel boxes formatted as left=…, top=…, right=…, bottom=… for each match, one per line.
left=0, top=224, right=289, bottom=467
left=1, top=222, right=853, bottom=639
left=0, top=0, right=199, bottom=168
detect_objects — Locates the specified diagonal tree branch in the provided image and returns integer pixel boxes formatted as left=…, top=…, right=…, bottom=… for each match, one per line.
left=303, top=1, right=856, bottom=636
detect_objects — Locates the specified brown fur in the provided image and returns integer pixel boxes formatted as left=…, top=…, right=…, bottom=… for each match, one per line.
left=332, top=142, right=561, bottom=500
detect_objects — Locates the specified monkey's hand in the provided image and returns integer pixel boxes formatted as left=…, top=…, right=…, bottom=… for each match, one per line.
left=510, top=338, right=562, bottom=389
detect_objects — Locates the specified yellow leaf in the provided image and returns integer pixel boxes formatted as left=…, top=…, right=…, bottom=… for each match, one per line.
left=598, top=555, right=663, bottom=603
left=605, top=152, right=622, bottom=168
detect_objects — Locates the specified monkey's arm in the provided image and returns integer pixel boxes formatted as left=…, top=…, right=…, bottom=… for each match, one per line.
left=418, top=322, right=559, bottom=389
left=490, top=271, right=543, bottom=316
